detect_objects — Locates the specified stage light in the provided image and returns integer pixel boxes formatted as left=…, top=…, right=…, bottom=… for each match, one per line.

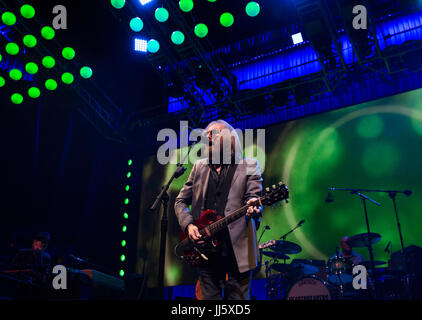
left=111, top=0, right=125, bottom=9
left=123, top=212, right=129, bottom=219
left=25, top=62, right=38, bottom=74
left=120, top=254, right=126, bottom=262
left=2, top=12, right=16, bottom=26
left=80, top=66, right=93, bottom=79
left=155, top=8, right=169, bottom=22
left=134, top=38, right=148, bottom=52
left=6, top=43, right=20, bottom=56
left=122, top=226, right=127, bottom=232
left=23, top=35, right=37, bottom=48
left=139, top=0, right=153, bottom=5
left=42, top=56, right=56, bottom=69
left=119, top=270, right=125, bottom=277
left=130, top=17, right=144, bottom=32
left=61, top=72, right=74, bottom=84
left=28, top=87, right=41, bottom=99
left=124, top=198, right=129, bottom=205
left=121, top=240, right=126, bottom=247
left=11, top=93, right=23, bottom=105
left=20, top=4, right=35, bottom=19
left=45, top=79, right=58, bottom=91
left=62, top=47, right=76, bottom=60
left=246, top=2, right=260, bottom=17
left=220, top=12, right=234, bottom=27
left=0, top=76, right=5, bottom=87
left=0, top=53, right=2, bottom=62
left=41, top=26, right=55, bottom=40
left=147, top=39, right=160, bottom=53
left=126, top=172, right=132, bottom=178
left=292, top=32, right=303, bottom=45
left=128, top=159, right=133, bottom=166
left=9, top=69, right=23, bottom=81
left=194, top=23, right=208, bottom=38
left=171, top=31, right=185, bottom=45
left=179, top=0, right=194, bottom=12
left=125, top=185, right=130, bottom=191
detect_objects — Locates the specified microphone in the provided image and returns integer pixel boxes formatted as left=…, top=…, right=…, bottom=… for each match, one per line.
left=297, top=219, right=305, bottom=226
left=325, top=192, right=334, bottom=203
left=384, top=241, right=391, bottom=253
left=69, top=254, right=85, bottom=263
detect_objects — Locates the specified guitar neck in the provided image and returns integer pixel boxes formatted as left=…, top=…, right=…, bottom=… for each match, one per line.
left=205, top=199, right=260, bottom=236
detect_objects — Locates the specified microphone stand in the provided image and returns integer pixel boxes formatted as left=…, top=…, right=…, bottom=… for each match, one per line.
left=279, top=221, right=304, bottom=241
left=148, top=141, right=198, bottom=299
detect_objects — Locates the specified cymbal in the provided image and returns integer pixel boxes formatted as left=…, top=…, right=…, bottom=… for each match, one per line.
left=360, top=260, right=387, bottom=267
left=347, top=233, right=381, bottom=247
left=290, top=262, right=319, bottom=275
left=270, top=240, right=302, bottom=254
left=270, top=263, right=295, bottom=273
left=262, top=251, right=290, bottom=260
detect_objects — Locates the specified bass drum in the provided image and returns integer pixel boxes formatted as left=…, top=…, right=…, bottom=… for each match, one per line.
left=287, top=276, right=331, bottom=301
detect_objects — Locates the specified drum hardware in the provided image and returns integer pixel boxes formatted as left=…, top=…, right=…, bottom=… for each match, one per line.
left=287, top=276, right=331, bottom=300
left=262, top=251, right=290, bottom=260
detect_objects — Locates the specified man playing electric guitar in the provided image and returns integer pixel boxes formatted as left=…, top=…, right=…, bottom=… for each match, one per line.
left=174, top=120, right=263, bottom=300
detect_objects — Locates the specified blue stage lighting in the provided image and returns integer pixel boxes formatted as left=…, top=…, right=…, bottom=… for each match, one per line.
left=292, top=32, right=304, bottom=45
left=134, top=38, right=148, bottom=52
left=139, top=0, right=153, bottom=5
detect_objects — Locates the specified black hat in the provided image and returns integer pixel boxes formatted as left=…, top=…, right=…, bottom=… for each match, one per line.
left=33, top=232, right=50, bottom=242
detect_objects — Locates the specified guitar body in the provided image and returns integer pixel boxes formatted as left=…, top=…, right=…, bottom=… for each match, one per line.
left=178, top=209, right=223, bottom=267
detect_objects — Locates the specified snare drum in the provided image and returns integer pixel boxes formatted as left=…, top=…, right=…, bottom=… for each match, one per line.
left=326, top=256, right=354, bottom=285
left=287, top=277, right=331, bottom=300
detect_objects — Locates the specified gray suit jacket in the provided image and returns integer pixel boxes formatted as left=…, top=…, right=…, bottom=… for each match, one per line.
left=174, top=158, right=263, bottom=273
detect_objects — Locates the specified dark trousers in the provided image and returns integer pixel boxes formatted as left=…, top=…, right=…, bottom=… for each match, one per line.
left=198, top=254, right=252, bottom=300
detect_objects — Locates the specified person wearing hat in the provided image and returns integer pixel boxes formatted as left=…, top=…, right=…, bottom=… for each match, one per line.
left=11, top=232, right=52, bottom=270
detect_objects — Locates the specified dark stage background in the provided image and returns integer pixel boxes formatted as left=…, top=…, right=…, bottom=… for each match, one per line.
left=137, top=88, right=422, bottom=287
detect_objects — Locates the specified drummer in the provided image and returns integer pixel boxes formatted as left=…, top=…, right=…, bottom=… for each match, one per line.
left=334, top=236, right=364, bottom=265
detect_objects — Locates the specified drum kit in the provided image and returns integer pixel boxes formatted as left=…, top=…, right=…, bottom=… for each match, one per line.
left=260, top=232, right=400, bottom=300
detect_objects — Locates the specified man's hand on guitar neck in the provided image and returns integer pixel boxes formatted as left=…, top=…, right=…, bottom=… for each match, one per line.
left=187, top=224, right=205, bottom=245
left=246, top=197, right=261, bottom=218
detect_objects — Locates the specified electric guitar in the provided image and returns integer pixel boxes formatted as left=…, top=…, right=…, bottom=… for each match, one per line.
left=174, top=181, right=289, bottom=267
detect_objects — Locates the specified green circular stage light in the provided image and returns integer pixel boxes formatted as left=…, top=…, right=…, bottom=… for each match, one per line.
left=45, top=79, right=58, bottom=91
left=179, top=0, right=194, bottom=12
left=155, top=8, right=169, bottom=22
left=171, top=31, right=185, bottom=45
left=120, top=254, right=126, bottom=262
left=0, top=76, right=5, bottom=87
left=194, top=23, right=208, bottom=38
left=62, top=47, right=75, bottom=60
left=28, top=87, right=41, bottom=99
left=80, top=66, right=93, bottom=79
left=61, top=72, right=74, bottom=84
left=25, top=62, right=38, bottom=74
left=220, top=12, right=234, bottom=27
left=2, top=12, right=16, bottom=26
left=208, top=0, right=216, bottom=2
left=124, top=198, right=129, bottom=205
left=6, top=42, right=20, bottom=55
left=41, top=26, right=55, bottom=40
left=129, top=17, right=143, bottom=32
left=246, top=2, right=260, bottom=17
left=111, top=0, right=125, bottom=9
left=126, top=172, right=131, bottom=178
left=122, top=225, right=127, bottom=232
left=147, top=39, right=160, bottom=53
left=128, top=159, right=133, bottom=166
left=9, top=69, right=23, bottom=81
left=11, top=93, right=23, bottom=105
left=119, top=270, right=125, bottom=277
left=0, top=53, right=2, bottom=63
left=20, top=4, right=35, bottom=19
left=123, top=212, right=129, bottom=219
left=42, top=56, right=56, bottom=69
left=121, top=240, right=126, bottom=247
left=125, top=185, right=130, bottom=191
left=23, top=34, right=37, bottom=48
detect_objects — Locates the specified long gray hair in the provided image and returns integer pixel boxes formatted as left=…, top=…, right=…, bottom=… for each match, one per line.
left=204, top=119, right=243, bottom=163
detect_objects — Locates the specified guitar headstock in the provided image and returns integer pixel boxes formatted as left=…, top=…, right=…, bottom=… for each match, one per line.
left=261, top=181, right=289, bottom=207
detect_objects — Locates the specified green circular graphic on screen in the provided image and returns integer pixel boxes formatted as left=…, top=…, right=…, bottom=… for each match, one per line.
left=41, top=26, right=55, bottom=40
left=80, top=66, right=93, bottom=79
left=62, top=72, right=74, bottom=84
left=179, top=0, right=194, bottom=12
left=147, top=39, right=160, bottom=53
left=62, top=47, right=76, bottom=60
left=45, top=79, right=58, bottom=91
left=155, top=8, right=169, bottom=22
left=28, top=87, right=41, bottom=99
left=11, top=93, right=23, bottom=104
left=130, top=17, right=143, bottom=32
left=246, top=2, right=260, bottom=17
left=111, top=0, right=125, bottom=9
left=21, top=4, right=36, bottom=19
left=9, top=69, right=23, bottom=81
left=220, top=12, right=234, bottom=27
left=25, top=62, right=38, bottom=74
left=6, top=42, right=20, bottom=55
left=194, top=24, right=208, bottom=38
left=23, top=35, right=37, bottom=48
left=171, top=31, right=185, bottom=45
left=2, top=12, right=16, bottom=25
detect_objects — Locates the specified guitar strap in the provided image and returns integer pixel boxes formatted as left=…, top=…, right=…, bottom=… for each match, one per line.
left=215, top=163, right=238, bottom=217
